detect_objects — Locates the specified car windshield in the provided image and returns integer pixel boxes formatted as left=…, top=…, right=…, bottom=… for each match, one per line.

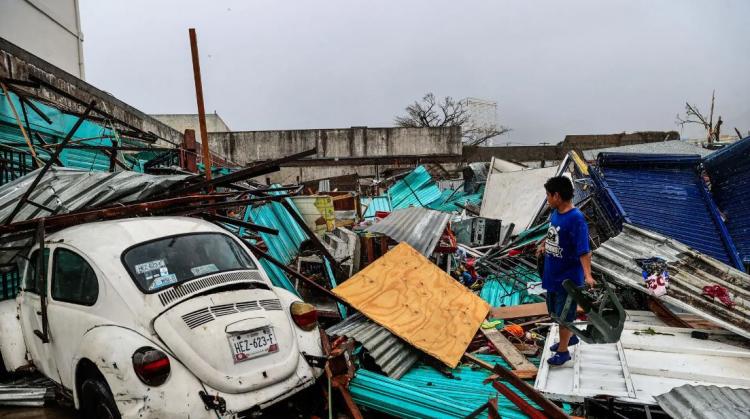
left=122, top=233, right=256, bottom=292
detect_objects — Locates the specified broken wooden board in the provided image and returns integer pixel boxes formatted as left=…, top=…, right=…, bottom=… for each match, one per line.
left=481, top=328, right=538, bottom=379
left=332, top=242, right=489, bottom=368
left=490, top=302, right=548, bottom=320
left=490, top=302, right=582, bottom=320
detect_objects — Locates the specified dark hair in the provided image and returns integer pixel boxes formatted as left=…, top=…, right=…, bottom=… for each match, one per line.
left=544, top=176, right=574, bottom=201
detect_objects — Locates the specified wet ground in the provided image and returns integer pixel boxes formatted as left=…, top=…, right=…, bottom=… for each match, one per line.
left=0, top=406, right=76, bottom=419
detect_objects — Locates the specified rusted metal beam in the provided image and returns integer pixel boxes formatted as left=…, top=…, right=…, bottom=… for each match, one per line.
left=490, top=381, right=546, bottom=419
left=26, top=75, right=160, bottom=143
left=0, top=193, right=248, bottom=235
left=4, top=100, right=97, bottom=226
left=174, top=148, right=316, bottom=196
left=463, top=352, right=568, bottom=419
left=188, top=28, right=212, bottom=183
left=203, top=214, right=279, bottom=235
left=245, top=242, right=350, bottom=306
left=1, top=81, right=41, bottom=166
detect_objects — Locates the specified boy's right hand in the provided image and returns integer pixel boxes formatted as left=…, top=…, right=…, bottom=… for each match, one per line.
left=536, top=241, right=546, bottom=257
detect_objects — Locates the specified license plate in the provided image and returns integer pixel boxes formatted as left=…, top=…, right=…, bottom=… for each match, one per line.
left=228, top=327, right=278, bottom=363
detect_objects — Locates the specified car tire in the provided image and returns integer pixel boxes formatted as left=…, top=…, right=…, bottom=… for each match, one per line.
left=80, top=378, right=121, bottom=419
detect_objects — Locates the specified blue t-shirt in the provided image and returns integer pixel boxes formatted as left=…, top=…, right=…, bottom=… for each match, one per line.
left=542, top=208, right=590, bottom=292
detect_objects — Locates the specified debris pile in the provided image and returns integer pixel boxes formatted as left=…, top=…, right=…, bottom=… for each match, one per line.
left=3, top=76, right=750, bottom=417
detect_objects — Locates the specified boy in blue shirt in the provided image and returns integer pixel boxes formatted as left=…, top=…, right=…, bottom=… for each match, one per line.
left=536, top=176, right=594, bottom=366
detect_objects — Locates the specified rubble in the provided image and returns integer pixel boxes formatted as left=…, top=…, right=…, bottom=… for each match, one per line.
left=2, top=39, right=750, bottom=418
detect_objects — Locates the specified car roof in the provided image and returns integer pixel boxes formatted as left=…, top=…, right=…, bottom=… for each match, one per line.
left=46, top=216, right=229, bottom=258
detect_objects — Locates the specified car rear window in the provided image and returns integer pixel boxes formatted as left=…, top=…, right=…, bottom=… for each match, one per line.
left=122, top=233, right=256, bottom=292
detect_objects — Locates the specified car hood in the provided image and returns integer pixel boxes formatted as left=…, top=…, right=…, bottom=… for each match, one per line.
left=153, top=288, right=300, bottom=394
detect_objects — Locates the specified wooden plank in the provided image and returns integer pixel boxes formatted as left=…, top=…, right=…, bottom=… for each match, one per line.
left=333, top=242, right=489, bottom=368
left=490, top=302, right=548, bottom=320
left=490, top=302, right=584, bottom=320
left=481, top=328, right=537, bottom=379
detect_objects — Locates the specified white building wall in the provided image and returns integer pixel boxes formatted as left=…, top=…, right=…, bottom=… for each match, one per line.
left=0, top=0, right=85, bottom=79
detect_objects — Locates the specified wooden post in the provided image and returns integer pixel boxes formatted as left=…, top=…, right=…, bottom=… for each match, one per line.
left=188, top=28, right=212, bottom=183
left=182, top=129, right=198, bottom=173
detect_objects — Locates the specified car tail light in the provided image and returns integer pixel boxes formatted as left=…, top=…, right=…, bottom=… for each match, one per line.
left=132, top=347, right=170, bottom=386
left=290, top=302, right=318, bottom=331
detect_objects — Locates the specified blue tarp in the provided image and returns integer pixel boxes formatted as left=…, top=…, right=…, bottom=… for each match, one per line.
left=591, top=153, right=743, bottom=270
left=705, top=137, right=750, bottom=267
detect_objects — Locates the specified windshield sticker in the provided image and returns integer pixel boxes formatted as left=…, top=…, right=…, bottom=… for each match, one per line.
left=135, top=259, right=166, bottom=274
left=191, top=264, right=219, bottom=276
left=149, top=274, right=178, bottom=290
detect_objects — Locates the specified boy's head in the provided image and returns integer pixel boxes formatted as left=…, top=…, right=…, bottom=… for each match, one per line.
left=544, top=176, right=574, bottom=210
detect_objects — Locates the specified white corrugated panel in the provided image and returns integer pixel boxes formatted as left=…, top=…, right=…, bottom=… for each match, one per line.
left=479, top=165, right=557, bottom=231
left=535, top=312, right=750, bottom=405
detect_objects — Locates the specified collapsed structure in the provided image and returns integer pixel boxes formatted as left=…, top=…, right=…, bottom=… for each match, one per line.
left=1, top=35, right=750, bottom=418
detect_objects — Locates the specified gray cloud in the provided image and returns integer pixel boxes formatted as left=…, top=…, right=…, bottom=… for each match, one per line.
left=79, top=0, right=750, bottom=144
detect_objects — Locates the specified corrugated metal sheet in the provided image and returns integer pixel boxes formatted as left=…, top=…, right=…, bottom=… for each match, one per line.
left=592, top=223, right=750, bottom=339
left=535, top=316, right=750, bottom=405
left=479, top=276, right=540, bottom=307
left=242, top=198, right=307, bottom=293
left=705, top=136, right=750, bottom=266
left=591, top=153, right=743, bottom=270
left=480, top=165, right=557, bottom=231
left=0, top=167, right=187, bottom=265
left=365, top=207, right=451, bottom=256
left=388, top=165, right=442, bottom=209
left=426, top=186, right=484, bottom=213
left=655, top=384, right=750, bottom=419
left=582, top=140, right=713, bottom=161
left=350, top=354, right=571, bottom=419
left=326, top=313, right=419, bottom=379
left=361, top=196, right=392, bottom=219
left=0, top=91, right=155, bottom=173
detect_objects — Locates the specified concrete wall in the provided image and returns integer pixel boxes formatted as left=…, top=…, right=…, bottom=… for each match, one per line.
left=208, top=126, right=462, bottom=164
left=0, top=0, right=84, bottom=79
left=562, top=131, right=679, bottom=149
left=152, top=113, right=231, bottom=144
left=0, top=37, right=183, bottom=146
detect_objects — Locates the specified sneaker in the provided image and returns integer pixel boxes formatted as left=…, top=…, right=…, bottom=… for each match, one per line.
left=550, top=334, right=579, bottom=352
left=547, top=351, right=571, bottom=366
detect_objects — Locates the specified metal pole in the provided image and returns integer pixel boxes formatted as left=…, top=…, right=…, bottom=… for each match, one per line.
left=188, top=28, right=212, bottom=183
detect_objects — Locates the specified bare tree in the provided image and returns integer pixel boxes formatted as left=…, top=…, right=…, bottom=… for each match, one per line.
left=395, top=93, right=510, bottom=145
left=394, top=93, right=470, bottom=128
left=676, top=90, right=723, bottom=144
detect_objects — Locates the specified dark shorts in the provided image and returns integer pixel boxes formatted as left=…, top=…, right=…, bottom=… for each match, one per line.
left=546, top=288, right=577, bottom=323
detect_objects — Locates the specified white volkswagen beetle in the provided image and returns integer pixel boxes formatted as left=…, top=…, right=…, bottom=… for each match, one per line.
left=0, top=216, right=324, bottom=418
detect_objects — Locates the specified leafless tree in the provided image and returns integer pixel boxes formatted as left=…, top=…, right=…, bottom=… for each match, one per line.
left=676, top=90, right=723, bottom=144
left=395, top=93, right=510, bottom=145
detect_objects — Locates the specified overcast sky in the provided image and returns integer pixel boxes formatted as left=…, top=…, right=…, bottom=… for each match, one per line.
left=79, top=0, right=749, bottom=144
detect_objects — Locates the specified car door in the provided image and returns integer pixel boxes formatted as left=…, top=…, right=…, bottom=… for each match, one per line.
left=17, top=248, right=60, bottom=383
left=46, top=246, right=103, bottom=390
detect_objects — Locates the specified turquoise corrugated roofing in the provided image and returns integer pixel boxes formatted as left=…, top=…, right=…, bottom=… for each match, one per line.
left=388, top=165, right=442, bottom=209
left=480, top=274, right=542, bottom=308
left=350, top=354, right=570, bottom=418
left=361, top=196, right=392, bottom=218
left=427, top=186, right=484, bottom=213
left=0, top=91, right=159, bottom=173
left=241, top=195, right=307, bottom=294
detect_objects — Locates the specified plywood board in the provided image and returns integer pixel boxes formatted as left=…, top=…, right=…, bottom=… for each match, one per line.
left=481, top=328, right=537, bottom=379
left=333, top=242, right=489, bottom=368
